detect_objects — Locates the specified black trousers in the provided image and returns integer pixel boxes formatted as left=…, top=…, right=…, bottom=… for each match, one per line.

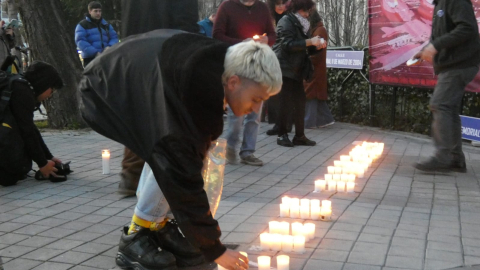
left=0, top=155, right=31, bottom=186
left=276, top=76, right=306, bottom=137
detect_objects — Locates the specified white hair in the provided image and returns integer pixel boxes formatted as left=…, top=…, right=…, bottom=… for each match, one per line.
left=222, top=40, right=282, bottom=95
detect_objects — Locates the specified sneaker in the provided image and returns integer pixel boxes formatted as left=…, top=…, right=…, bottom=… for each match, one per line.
left=277, top=134, right=294, bottom=147
left=226, top=147, right=238, bottom=165
left=116, top=227, right=177, bottom=270
left=118, top=173, right=138, bottom=197
left=414, top=158, right=450, bottom=172
left=472, top=141, right=480, bottom=147
left=318, top=121, right=335, bottom=128
left=155, top=220, right=206, bottom=268
left=241, top=154, right=264, bottom=166
left=450, top=161, right=467, bottom=173
left=292, top=135, right=316, bottom=146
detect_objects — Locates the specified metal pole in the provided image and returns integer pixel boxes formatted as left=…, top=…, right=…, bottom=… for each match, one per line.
left=369, top=84, right=376, bottom=126
left=391, top=87, right=397, bottom=128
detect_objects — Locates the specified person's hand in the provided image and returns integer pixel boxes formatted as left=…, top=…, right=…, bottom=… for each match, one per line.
left=309, top=36, right=322, bottom=47
left=214, top=249, right=249, bottom=270
left=255, top=35, right=268, bottom=45
left=316, top=38, right=327, bottom=50
left=413, top=43, right=437, bottom=63
left=51, top=157, right=62, bottom=164
left=39, top=160, right=58, bottom=177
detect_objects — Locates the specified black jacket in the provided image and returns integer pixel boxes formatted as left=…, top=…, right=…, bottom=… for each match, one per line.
left=431, top=0, right=480, bottom=74
left=79, top=30, right=229, bottom=261
left=273, top=13, right=312, bottom=81
left=9, top=81, right=53, bottom=168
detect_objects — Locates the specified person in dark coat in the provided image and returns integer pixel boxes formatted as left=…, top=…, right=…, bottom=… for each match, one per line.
left=272, top=0, right=325, bottom=147
left=303, top=10, right=334, bottom=129
left=79, top=30, right=282, bottom=270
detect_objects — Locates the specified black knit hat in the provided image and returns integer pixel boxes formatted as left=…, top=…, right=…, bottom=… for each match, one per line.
left=24, top=61, right=64, bottom=97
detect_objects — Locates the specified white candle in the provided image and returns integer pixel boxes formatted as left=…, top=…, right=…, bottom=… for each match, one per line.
left=271, top=234, right=282, bottom=251
left=282, top=196, right=291, bottom=205
left=300, top=199, right=310, bottom=207
left=314, top=180, right=326, bottom=192
left=218, top=265, right=227, bottom=270
left=348, top=174, right=356, bottom=182
left=311, top=205, right=320, bottom=220
left=310, top=199, right=320, bottom=208
left=327, top=166, right=335, bottom=174
left=328, top=180, right=336, bottom=191
left=281, top=235, right=293, bottom=252
left=102, top=149, right=110, bottom=174
left=334, top=160, right=342, bottom=167
left=322, top=200, right=332, bottom=209
left=340, top=155, right=350, bottom=162
left=277, top=255, right=290, bottom=270
left=260, top=233, right=271, bottom=250
left=258, top=256, right=271, bottom=270
left=333, top=174, right=340, bottom=181
left=304, top=223, right=315, bottom=241
left=347, top=182, right=355, bottom=193
left=300, top=204, right=309, bottom=219
left=320, top=206, right=332, bottom=220
left=290, top=204, right=300, bottom=219
left=291, top=222, right=303, bottom=236
left=337, top=181, right=346, bottom=192
left=280, top=221, right=290, bottom=235
left=291, top=198, right=300, bottom=206
left=293, top=235, right=306, bottom=253
left=334, top=167, right=342, bottom=174
left=342, top=166, right=350, bottom=174
left=269, top=221, right=280, bottom=234
left=341, top=174, right=349, bottom=181
left=280, top=204, right=289, bottom=218
left=325, top=174, right=332, bottom=181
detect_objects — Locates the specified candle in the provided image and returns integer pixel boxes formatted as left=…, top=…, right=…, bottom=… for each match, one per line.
left=334, top=160, right=342, bottom=167
left=281, top=235, right=293, bottom=252
left=310, top=199, right=320, bottom=208
left=311, top=205, right=320, bottom=220
left=304, top=223, right=315, bottom=241
left=325, top=174, right=332, bottom=181
left=280, top=204, right=289, bottom=218
left=342, top=166, right=350, bottom=174
left=102, top=149, right=110, bottom=175
left=253, top=35, right=260, bottom=40
left=334, top=167, right=342, bottom=174
left=271, top=234, right=282, bottom=251
left=320, top=206, right=332, bottom=220
left=277, top=255, right=290, bottom=270
left=290, top=204, right=300, bottom=219
left=337, top=181, right=346, bottom=192
left=293, top=235, right=306, bottom=253
left=328, top=180, right=336, bottom=191
left=340, top=155, right=350, bottom=162
left=258, top=256, right=271, bottom=270
left=341, top=174, right=349, bottom=181
left=291, top=222, right=303, bottom=236
left=314, top=180, right=326, bottom=192
left=269, top=221, right=280, bottom=234
left=300, top=204, right=309, bottom=219
left=333, top=174, right=340, bottom=181
left=240, top=251, right=248, bottom=259
left=291, top=198, right=300, bottom=206
left=347, top=182, right=355, bottom=193
left=300, top=199, right=310, bottom=207
left=348, top=174, right=356, bottom=182
left=282, top=196, right=291, bottom=205
left=327, top=166, right=335, bottom=174
left=322, top=200, right=332, bottom=209
left=260, top=233, right=272, bottom=250
left=280, top=221, right=290, bottom=235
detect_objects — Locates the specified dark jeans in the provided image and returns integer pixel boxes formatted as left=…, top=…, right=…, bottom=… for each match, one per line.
left=430, top=66, right=479, bottom=164
left=276, top=77, right=306, bottom=137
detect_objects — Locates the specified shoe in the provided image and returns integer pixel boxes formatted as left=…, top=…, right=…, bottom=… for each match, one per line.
left=118, top=173, right=138, bottom=197
left=472, top=141, right=480, bottom=147
left=292, top=135, right=316, bottom=146
left=266, top=125, right=279, bottom=136
left=414, top=158, right=450, bottom=172
left=241, top=154, right=263, bottom=166
left=318, top=121, right=335, bottom=128
left=450, top=161, right=467, bottom=173
left=116, top=227, right=177, bottom=270
left=277, top=134, right=294, bottom=147
left=154, top=220, right=205, bottom=268
left=226, top=147, right=238, bottom=165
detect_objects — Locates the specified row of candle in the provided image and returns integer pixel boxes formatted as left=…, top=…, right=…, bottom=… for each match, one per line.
left=328, top=164, right=365, bottom=178
left=258, top=255, right=290, bottom=270
left=314, top=179, right=355, bottom=193
left=279, top=198, right=332, bottom=220
left=260, top=233, right=306, bottom=253
left=325, top=174, right=356, bottom=182
left=268, top=221, right=316, bottom=240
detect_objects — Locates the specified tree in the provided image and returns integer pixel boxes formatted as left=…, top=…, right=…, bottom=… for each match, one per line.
left=16, top=0, right=86, bottom=128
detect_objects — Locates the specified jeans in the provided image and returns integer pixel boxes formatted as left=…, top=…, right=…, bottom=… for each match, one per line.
left=430, top=66, right=479, bottom=164
left=304, top=99, right=334, bottom=128
left=276, top=77, right=306, bottom=137
left=134, top=163, right=170, bottom=223
left=225, top=106, right=261, bottom=159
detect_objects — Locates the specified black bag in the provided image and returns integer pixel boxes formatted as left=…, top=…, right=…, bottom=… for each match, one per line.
left=0, top=71, right=31, bottom=186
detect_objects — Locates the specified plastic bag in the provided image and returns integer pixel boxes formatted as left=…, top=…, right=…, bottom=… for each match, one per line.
left=202, top=138, right=226, bottom=217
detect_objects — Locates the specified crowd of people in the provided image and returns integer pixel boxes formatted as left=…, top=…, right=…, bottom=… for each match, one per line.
left=0, top=0, right=479, bottom=269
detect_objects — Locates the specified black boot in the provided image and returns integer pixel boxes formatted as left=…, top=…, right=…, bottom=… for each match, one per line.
left=154, top=220, right=208, bottom=268
left=266, top=125, right=279, bottom=136
left=277, top=134, right=294, bottom=147
left=116, top=227, right=177, bottom=270
left=292, top=135, right=316, bottom=146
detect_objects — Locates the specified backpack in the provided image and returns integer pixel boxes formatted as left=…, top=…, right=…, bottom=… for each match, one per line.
left=0, top=70, right=31, bottom=186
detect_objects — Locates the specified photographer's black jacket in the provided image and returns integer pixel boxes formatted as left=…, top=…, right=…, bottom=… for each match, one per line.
left=431, top=0, right=480, bottom=74
left=10, top=81, right=53, bottom=168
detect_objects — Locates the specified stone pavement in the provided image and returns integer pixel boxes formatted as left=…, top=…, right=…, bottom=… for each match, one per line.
left=1, top=122, right=480, bottom=270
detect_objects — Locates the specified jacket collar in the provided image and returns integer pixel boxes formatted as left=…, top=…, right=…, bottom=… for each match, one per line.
left=232, top=0, right=258, bottom=9
left=287, top=12, right=308, bottom=37
left=86, top=16, right=107, bottom=25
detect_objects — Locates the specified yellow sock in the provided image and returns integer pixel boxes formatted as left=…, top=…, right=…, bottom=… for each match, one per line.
left=128, top=214, right=169, bottom=235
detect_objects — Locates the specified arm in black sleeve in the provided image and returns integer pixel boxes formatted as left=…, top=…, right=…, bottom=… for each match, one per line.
left=9, top=82, right=49, bottom=168
left=276, top=19, right=307, bottom=53
left=148, top=135, right=226, bottom=262
left=35, top=127, right=53, bottom=160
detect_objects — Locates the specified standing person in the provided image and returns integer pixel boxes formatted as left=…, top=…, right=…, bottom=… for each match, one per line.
left=213, top=0, right=276, bottom=166
left=413, top=0, right=480, bottom=173
left=198, top=10, right=216, bottom=38
left=80, top=30, right=282, bottom=270
left=273, top=0, right=325, bottom=147
left=0, top=20, right=20, bottom=73
left=75, top=1, right=119, bottom=68
left=303, top=10, right=334, bottom=129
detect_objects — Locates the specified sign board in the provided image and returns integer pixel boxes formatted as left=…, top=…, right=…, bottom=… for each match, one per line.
left=326, top=51, right=365, bottom=70
left=461, top=115, right=480, bottom=142
left=368, top=0, right=480, bottom=92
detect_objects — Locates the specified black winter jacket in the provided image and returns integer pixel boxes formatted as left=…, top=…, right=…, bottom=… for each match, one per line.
left=431, top=0, right=480, bottom=74
left=273, top=13, right=312, bottom=81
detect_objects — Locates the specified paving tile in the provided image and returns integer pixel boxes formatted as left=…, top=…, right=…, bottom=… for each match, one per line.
left=2, top=258, right=42, bottom=270
left=347, top=251, right=386, bottom=266
left=343, top=263, right=382, bottom=270
left=44, top=239, right=86, bottom=250
left=303, top=259, right=343, bottom=270
left=310, top=249, right=349, bottom=262
left=385, top=255, right=423, bottom=269
left=16, top=236, right=58, bottom=248
left=0, top=245, right=36, bottom=257
left=80, top=255, right=117, bottom=269
left=21, top=248, right=66, bottom=261
left=50, top=251, right=96, bottom=265
left=31, top=262, right=74, bottom=270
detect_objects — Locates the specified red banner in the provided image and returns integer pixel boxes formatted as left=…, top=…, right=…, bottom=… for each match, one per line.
left=368, top=0, right=480, bottom=92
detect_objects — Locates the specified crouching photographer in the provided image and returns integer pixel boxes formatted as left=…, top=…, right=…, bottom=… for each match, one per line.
left=0, top=61, right=66, bottom=186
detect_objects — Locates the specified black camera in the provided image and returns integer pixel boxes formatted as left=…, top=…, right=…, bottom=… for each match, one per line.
left=55, top=161, right=73, bottom=175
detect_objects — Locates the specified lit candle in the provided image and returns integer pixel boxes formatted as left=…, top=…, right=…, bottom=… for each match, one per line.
left=281, top=235, right=293, bottom=252
left=304, top=223, right=315, bottom=240
left=322, top=200, right=332, bottom=209
left=277, top=255, right=290, bottom=270
left=347, top=182, right=355, bottom=193
left=253, top=35, right=260, bottom=40
left=333, top=174, right=340, bottom=181
left=260, top=233, right=272, bottom=250
left=291, top=198, right=300, bottom=206
left=280, top=221, right=290, bottom=235
left=334, top=167, right=342, bottom=174
left=342, top=166, right=350, bottom=174
left=314, top=180, right=326, bottom=192
left=271, top=234, right=282, bottom=251
left=311, top=205, right=320, bottom=220
left=291, top=222, right=303, bottom=236
left=340, top=155, right=350, bottom=162
left=341, top=174, right=349, bottom=181
left=282, top=196, right=291, bottom=205
left=348, top=174, right=356, bottom=182
left=300, top=199, right=310, bottom=207
left=334, top=160, right=342, bottom=167
left=337, top=181, right=346, bottom=192
left=300, top=204, right=309, bottom=219
left=310, top=199, right=320, bottom=208
left=325, top=174, right=333, bottom=181
left=102, top=149, right=110, bottom=175
left=290, top=204, right=300, bottom=219
left=327, top=166, right=335, bottom=174
left=258, top=256, right=271, bottom=270
left=269, top=221, right=280, bottom=234
left=320, top=206, right=332, bottom=220
left=328, top=180, right=336, bottom=191
left=293, top=235, right=305, bottom=253
left=280, top=204, right=289, bottom=218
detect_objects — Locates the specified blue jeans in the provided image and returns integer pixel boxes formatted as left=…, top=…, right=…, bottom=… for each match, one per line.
left=304, top=99, right=334, bottom=128
left=225, top=106, right=261, bottom=159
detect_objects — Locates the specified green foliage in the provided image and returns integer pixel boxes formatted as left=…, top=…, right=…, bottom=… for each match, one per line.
left=34, top=120, right=48, bottom=130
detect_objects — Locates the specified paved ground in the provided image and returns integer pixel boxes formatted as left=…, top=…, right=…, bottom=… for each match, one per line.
left=1, top=122, right=480, bottom=270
